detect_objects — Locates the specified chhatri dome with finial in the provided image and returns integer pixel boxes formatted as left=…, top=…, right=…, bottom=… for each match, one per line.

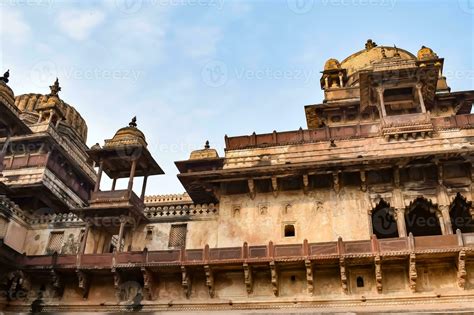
left=189, top=140, right=219, bottom=160
left=104, top=116, right=148, bottom=148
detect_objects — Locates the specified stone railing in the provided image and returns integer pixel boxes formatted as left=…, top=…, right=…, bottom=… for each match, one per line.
left=145, top=193, right=192, bottom=205
left=225, top=113, right=474, bottom=150
left=18, top=231, right=469, bottom=270
left=144, top=203, right=218, bottom=221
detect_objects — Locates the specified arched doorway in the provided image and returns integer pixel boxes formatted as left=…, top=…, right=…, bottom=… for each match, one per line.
left=405, top=197, right=442, bottom=236
left=371, top=199, right=398, bottom=239
left=450, top=193, right=474, bottom=233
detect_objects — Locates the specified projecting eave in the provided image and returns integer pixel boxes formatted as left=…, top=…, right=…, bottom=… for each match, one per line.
left=436, top=90, right=474, bottom=115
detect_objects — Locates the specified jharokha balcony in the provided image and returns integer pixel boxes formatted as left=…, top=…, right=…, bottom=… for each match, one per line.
left=11, top=231, right=472, bottom=301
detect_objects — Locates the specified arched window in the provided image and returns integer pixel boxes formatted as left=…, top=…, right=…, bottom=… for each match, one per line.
left=450, top=193, right=474, bottom=233
left=405, top=197, right=442, bottom=236
left=371, top=199, right=398, bottom=239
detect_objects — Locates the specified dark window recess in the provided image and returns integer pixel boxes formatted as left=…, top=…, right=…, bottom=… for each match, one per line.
left=169, top=224, right=187, bottom=248
left=284, top=225, right=295, bottom=237
left=356, top=276, right=364, bottom=288
left=146, top=229, right=153, bottom=240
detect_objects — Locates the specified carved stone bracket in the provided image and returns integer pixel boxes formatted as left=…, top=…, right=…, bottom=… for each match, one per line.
left=50, top=269, right=64, bottom=298
left=269, top=261, right=278, bottom=296
left=112, top=268, right=122, bottom=301
left=181, top=266, right=191, bottom=298
left=339, top=257, right=348, bottom=294
left=374, top=255, right=382, bottom=293
left=243, top=263, right=253, bottom=294
left=141, top=267, right=156, bottom=301
left=204, top=265, right=214, bottom=298
left=409, top=253, right=417, bottom=293
left=303, top=174, right=309, bottom=195
left=333, top=172, right=340, bottom=194
left=3, top=270, right=31, bottom=300
left=305, top=259, right=314, bottom=296
left=271, top=176, right=278, bottom=197
left=248, top=179, right=255, bottom=200
left=457, top=250, right=467, bottom=289
left=76, top=270, right=90, bottom=299
left=360, top=170, right=367, bottom=192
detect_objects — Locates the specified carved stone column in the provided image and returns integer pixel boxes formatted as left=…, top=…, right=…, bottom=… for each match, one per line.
left=436, top=211, right=447, bottom=235
left=376, top=86, right=386, bottom=117
left=439, top=205, right=453, bottom=235
left=415, top=82, right=426, bottom=113
left=117, top=216, right=127, bottom=252
left=394, top=208, right=407, bottom=237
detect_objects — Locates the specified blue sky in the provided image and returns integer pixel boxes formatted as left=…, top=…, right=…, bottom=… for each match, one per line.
left=1, top=0, right=473, bottom=196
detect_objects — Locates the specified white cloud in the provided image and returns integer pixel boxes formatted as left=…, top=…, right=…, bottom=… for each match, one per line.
left=57, top=9, right=105, bottom=41
left=176, top=27, right=221, bottom=59
left=0, top=8, right=31, bottom=45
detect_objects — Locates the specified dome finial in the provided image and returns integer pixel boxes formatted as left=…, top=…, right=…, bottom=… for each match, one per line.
left=0, top=70, right=10, bottom=83
left=365, top=39, right=377, bottom=50
left=394, top=45, right=400, bottom=57
left=49, top=77, right=61, bottom=96
left=129, top=116, right=137, bottom=128
left=204, top=140, right=210, bottom=149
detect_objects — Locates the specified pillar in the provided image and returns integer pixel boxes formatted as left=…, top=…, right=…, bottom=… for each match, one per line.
left=376, top=86, right=387, bottom=117
left=141, top=174, right=148, bottom=201
left=415, top=83, right=426, bottom=113
left=117, top=217, right=126, bottom=253
left=94, top=160, right=104, bottom=192
left=127, top=159, right=137, bottom=192
left=80, top=222, right=92, bottom=254
left=439, top=205, right=453, bottom=234
left=111, top=178, right=117, bottom=191
left=437, top=211, right=447, bottom=235
left=395, top=208, right=407, bottom=237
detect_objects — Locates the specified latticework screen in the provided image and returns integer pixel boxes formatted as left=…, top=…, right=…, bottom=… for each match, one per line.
left=46, top=232, right=64, bottom=254
left=168, top=224, right=187, bottom=248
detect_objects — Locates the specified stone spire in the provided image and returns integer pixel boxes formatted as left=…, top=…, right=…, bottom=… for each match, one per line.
left=49, top=78, right=61, bottom=96
left=0, top=70, right=10, bottom=83
left=129, top=116, right=137, bottom=128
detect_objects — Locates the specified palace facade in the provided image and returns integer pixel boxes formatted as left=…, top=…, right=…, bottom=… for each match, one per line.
left=1, top=40, right=474, bottom=313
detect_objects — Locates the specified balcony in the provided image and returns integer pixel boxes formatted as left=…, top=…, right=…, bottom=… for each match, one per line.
left=15, top=232, right=469, bottom=270
left=381, top=112, right=434, bottom=140
left=77, top=189, right=145, bottom=218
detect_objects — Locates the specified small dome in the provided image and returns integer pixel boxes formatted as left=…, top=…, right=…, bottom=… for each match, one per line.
left=189, top=141, right=219, bottom=160
left=104, top=117, right=147, bottom=148
left=324, top=58, right=341, bottom=71
left=417, top=46, right=438, bottom=60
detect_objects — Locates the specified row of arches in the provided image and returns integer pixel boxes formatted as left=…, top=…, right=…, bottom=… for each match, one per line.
left=371, top=193, right=474, bottom=238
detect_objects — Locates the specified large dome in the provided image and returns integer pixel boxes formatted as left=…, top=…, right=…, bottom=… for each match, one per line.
left=14, top=93, right=88, bottom=142
left=340, top=46, right=417, bottom=78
